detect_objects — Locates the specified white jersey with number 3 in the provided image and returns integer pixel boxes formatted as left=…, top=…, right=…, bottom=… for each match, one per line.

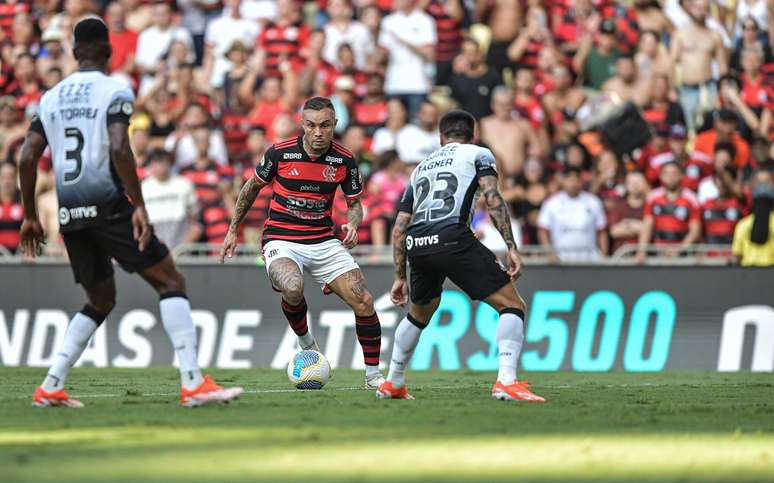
left=398, top=142, right=497, bottom=255
left=34, top=71, right=135, bottom=232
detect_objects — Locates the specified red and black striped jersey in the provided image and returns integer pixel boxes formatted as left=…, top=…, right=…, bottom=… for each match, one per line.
left=644, top=187, right=700, bottom=244
left=198, top=200, right=231, bottom=244
left=426, top=0, right=464, bottom=63
left=701, top=197, right=745, bottom=244
left=254, top=136, right=362, bottom=245
left=220, top=110, right=253, bottom=165
left=257, top=22, right=310, bottom=78
left=0, top=192, right=23, bottom=252
left=0, top=2, right=28, bottom=40
left=180, top=162, right=235, bottom=205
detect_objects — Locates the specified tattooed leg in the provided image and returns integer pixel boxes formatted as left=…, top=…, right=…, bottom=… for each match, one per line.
left=329, top=268, right=382, bottom=369
left=327, top=268, right=374, bottom=316
left=268, top=258, right=304, bottom=305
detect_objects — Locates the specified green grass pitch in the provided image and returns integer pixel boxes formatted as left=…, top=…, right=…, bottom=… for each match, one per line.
left=1, top=368, right=773, bottom=482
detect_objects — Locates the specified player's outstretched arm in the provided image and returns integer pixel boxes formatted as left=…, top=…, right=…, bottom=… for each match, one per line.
left=479, top=174, right=523, bottom=280
left=109, top=122, right=151, bottom=251
left=220, top=175, right=265, bottom=263
left=18, top=130, right=48, bottom=257
left=390, top=211, right=412, bottom=306
left=341, top=198, right=363, bottom=249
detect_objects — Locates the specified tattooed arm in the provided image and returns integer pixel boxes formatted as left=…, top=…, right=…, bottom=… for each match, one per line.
left=389, top=211, right=412, bottom=306
left=219, top=175, right=266, bottom=263
left=341, top=197, right=363, bottom=249
left=478, top=174, right=523, bottom=279
left=392, top=211, right=411, bottom=280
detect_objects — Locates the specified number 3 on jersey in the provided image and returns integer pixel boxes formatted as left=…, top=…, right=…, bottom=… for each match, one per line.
left=415, top=172, right=458, bottom=222
left=63, top=127, right=84, bottom=184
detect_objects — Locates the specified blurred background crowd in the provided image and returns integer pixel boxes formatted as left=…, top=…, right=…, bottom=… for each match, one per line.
left=0, top=0, right=773, bottom=264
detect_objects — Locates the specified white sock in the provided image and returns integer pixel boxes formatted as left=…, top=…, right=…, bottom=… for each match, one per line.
left=387, top=316, right=424, bottom=388
left=299, top=332, right=317, bottom=350
left=41, top=310, right=100, bottom=392
left=497, top=310, right=525, bottom=385
left=160, top=295, right=204, bottom=390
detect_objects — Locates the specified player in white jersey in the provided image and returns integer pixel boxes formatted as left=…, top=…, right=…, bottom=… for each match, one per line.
left=18, top=18, right=242, bottom=408
left=376, top=110, right=545, bottom=402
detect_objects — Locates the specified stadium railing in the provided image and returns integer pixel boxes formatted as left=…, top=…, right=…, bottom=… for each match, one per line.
left=0, top=243, right=734, bottom=266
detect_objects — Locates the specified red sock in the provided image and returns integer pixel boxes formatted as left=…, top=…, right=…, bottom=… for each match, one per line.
left=355, top=313, right=381, bottom=366
left=282, top=299, right=308, bottom=336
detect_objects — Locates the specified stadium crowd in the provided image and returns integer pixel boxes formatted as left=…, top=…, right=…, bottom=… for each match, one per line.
left=0, top=0, right=773, bottom=264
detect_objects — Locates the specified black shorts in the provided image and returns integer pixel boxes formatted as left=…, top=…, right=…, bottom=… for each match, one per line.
left=62, top=219, right=169, bottom=288
left=408, top=240, right=511, bottom=305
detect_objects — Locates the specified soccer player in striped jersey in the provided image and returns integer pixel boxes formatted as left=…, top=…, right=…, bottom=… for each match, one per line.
left=221, top=96, right=385, bottom=388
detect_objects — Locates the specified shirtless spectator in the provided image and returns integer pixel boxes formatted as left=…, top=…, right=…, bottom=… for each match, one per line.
left=480, top=86, right=536, bottom=176
left=476, top=0, right=522, bottom=77
left=543, top=64, right=585, bottom=143
left=602, top=54, right=650, bottom=106
left=633, top=0, right=675, bottom=35
left=634, top=30, right=672, bottom=81
left=670, top=0, right=727, bottom=132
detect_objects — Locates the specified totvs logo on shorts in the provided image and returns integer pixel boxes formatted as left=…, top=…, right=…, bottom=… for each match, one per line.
left=58, top=205, right=97, bottom=225
left=405, top=234, right=439, bottom=250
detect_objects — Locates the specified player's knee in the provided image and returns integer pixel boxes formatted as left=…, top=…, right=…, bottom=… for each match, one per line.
left=282, top=279, right=304, bottom=305
left=351, top=290, right=374, bottom=315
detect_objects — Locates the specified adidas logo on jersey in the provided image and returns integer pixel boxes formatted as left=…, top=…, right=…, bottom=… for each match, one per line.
left=288, top=168, right=301, bottom=176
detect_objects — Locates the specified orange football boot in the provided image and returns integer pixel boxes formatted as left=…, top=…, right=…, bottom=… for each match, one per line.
left=32, top=387, right=84, bottom=408
left=180, top=375, right=244, bottom=407
left=492, top=380, right=546, bottom=403
left=375, top=380, right=415, bottom=400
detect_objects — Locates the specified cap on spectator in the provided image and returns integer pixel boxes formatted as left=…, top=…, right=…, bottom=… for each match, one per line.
left=334, top=76, right=355, bottom=92
left=600, top=19, right=616, bottom=35
left=653, top=123, right=670, bottom=137
left=73, top=17, right=109, bottom=47
left=42, top=29, right=64, bottom=44
left=669, top=124, right=687, bottom=140
left=715, top=108, right=737, bottom=123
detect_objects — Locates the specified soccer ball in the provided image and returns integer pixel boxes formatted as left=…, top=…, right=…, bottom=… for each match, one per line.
left=287, top=350, right=331, bottom=390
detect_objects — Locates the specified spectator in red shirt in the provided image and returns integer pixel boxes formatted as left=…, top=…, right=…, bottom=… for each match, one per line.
left=701, top=165, right=747, bottom=244
left=257, top=0, right=310, bottom=78
left=106, top=1, right=137, bottom=83
left=637, top=162, right=702, bottom=262
left=642, top=73, right=685, bottom=126
left=367, top=149, right=408, bottom=244
left=0, top=162, right=22, bottom=253
left=425, top=0, right=464, bottom=86
left=513, top=67, right=549, bottom=149
left=180, top=127, right=236, bottom=210
left=607, top=170, right=649, bottom=253
left=693, top=108, right=752, bottom=169
left=352, top=74, right=388, bottom=139
left=508, top=5, right=555, bottom=70
left=0, top=1, right=28, bottom=42
left=238, top=126, right=274, bottom=245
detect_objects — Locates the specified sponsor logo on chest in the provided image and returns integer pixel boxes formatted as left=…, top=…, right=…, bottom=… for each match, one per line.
left=283, top=152, right=303, bottom=160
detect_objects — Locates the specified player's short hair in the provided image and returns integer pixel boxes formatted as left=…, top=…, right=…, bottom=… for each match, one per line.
left=303, top=96, right=335, bottom=113
left=73, top=17, right=109, bottom=47
left=440, top=110, right=475, bottom=143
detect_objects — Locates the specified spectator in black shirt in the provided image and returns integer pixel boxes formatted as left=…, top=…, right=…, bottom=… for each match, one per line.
left=448, top=38, right=502, bottom=119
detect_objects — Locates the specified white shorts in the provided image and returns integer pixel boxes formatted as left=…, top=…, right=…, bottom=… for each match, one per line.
left=262, top=239, right=359, bottom=288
